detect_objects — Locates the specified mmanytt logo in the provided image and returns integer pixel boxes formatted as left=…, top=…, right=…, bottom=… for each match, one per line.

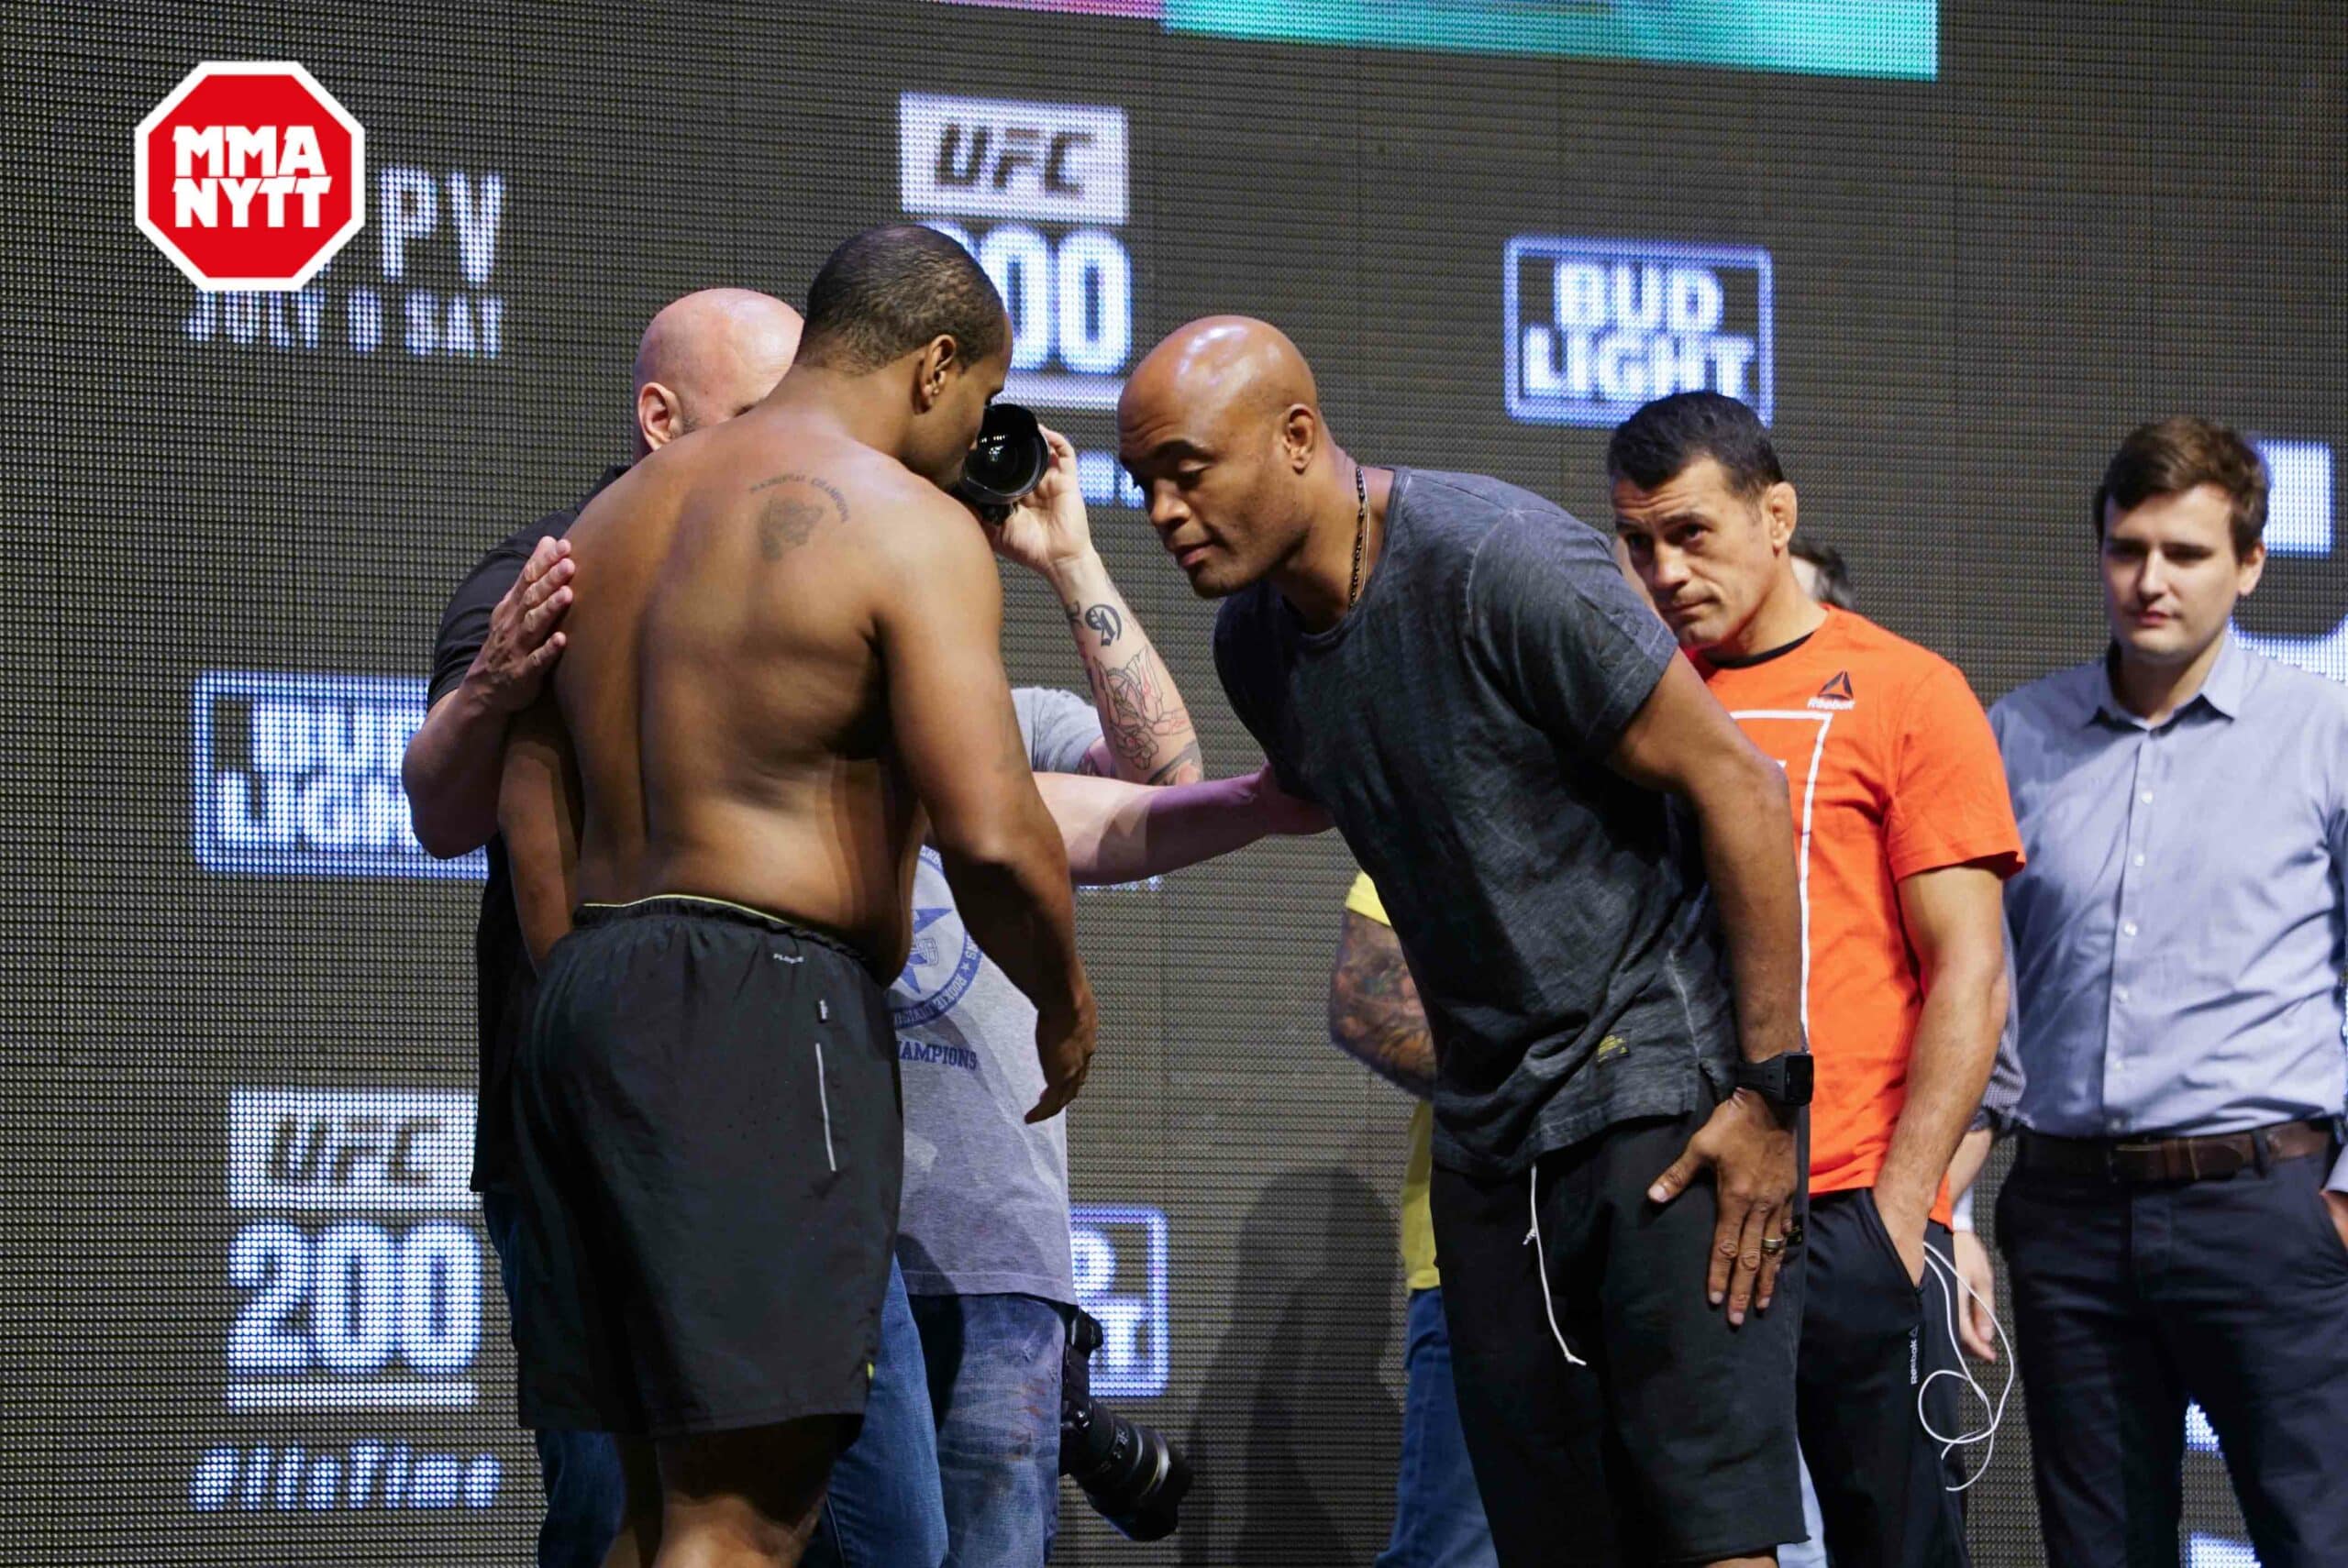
left=135, top=61, right=366, bottom=292
left=1505, top=237, right=1772, bottom=428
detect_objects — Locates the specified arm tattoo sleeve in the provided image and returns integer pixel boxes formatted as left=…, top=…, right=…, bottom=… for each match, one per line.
left=1327, top=913, right=1438, bottom=1099
left=1085, top=647, right=1200, bottom=782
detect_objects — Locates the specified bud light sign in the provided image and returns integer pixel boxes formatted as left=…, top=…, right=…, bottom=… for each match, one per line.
left=1070, top=1204, right=1168, bottom=1397
left=1505, top=237, right=1773, bottom=427
left=193, top=671, right=482, bottom=880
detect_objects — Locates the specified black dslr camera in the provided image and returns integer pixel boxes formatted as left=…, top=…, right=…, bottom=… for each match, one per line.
left=1060, top=1308, right=1191, bottom=1541
left=951, top=401, right=1050, bottom=523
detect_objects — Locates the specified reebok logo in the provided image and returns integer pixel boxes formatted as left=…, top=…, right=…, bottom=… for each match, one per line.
left=1809, top=671, right=1855, bottom=712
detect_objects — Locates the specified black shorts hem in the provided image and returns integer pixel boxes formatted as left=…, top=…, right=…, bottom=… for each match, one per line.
left=1657, top=1526, right=1808, bottom=1563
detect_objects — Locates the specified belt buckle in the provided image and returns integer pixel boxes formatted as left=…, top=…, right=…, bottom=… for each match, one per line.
left=2109, top=1138, right=2164, bottom=1183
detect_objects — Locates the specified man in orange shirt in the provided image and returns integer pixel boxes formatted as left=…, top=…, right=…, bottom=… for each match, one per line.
left=1611, top=392, right=2020, bottom=1567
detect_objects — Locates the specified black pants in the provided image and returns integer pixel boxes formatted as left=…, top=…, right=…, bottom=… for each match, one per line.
left=1998, top=1147, right=2348, bottom=1567
left=1431, top=1110, right=1806, bottom=1566
left=1796, top=1191, right=1970, bottom=1567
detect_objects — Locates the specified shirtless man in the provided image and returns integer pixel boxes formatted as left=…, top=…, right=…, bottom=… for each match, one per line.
left=495, top=225, right=1097, bottom=1568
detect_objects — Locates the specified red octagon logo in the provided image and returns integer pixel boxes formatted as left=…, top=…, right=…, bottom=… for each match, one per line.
left=134, top=61, right=366, bottom=292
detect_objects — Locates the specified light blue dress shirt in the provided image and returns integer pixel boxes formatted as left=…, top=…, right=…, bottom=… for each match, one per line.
left=1988, top=631, right=2348, bottom=1191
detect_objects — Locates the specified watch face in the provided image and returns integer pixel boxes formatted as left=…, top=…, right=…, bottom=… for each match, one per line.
left=1784, top=1054, right=1815, bottom=1104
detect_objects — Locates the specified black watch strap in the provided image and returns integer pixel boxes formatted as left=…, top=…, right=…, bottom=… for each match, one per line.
left=1733, top=1052, right=1814, bottom=1109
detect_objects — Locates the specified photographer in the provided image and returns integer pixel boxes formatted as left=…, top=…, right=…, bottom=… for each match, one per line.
left=893, top=425, right=1203, bottom=1565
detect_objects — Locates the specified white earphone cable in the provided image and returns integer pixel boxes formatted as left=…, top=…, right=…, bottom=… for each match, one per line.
left=1915, top=1236, right=2015, bottom=1492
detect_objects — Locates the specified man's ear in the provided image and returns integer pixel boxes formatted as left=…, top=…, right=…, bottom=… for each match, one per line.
left=912, top=335, right=960, bottom=414
left=1279, top=404, right=1321, bottom=473
left=637, top=381, right=686, bottom=451
left=1764, top=480, right=1800, bottom=551
left=2235, top=537, right=2266, bottom=598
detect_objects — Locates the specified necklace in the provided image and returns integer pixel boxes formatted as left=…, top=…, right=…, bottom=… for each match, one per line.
left=1347, top=459, right=1368, bottom=611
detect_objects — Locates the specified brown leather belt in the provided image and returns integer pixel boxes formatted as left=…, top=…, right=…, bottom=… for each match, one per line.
left=2018, top=1118, right=2336, bottom=1185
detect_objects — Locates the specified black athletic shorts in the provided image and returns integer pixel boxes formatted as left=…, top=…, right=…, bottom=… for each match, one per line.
left=506, top=895, right=902, bottom=1439
left=1432, top=1105, right=1807, bottom=1564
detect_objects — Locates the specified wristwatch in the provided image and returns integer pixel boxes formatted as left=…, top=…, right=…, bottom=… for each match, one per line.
left=1733, top=1053, right=1813, bottom=1110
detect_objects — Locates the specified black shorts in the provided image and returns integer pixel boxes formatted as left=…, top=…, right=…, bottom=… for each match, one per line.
left=507, top=895, right=902, bottom=1439
left=1431, top=1106, right=1807, bottom=1564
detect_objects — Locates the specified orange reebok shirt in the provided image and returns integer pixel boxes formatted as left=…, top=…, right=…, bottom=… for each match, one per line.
left=1695, top=609, right=2021, bottom=1223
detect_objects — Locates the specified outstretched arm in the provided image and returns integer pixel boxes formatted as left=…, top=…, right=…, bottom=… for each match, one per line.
left=1033, top=764, right=1328, bottom=884
left=1609, top=656, right=1805, bottom=1071
left=1610, top=656, right=1804, bottom=1325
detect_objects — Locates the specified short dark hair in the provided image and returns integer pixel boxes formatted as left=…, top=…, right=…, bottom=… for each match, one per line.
left=1789, top=535, right=1856, bottom=609
left=799, top=225, right=1008, bottom=373
left=2093, top=417, right=2267, bottom=558
left=1607, top=391, right=1786, bottom=501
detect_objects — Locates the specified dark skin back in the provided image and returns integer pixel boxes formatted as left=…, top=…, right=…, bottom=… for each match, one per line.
left=501, top=380, right=1086, bottom=1036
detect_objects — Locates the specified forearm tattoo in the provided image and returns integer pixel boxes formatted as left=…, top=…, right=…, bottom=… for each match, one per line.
left=1084, top=646, right=1200, bottom=783
left=1067, top=600, right=1124, bottom=647
left=1328, top=922, right=1438, bottom=1097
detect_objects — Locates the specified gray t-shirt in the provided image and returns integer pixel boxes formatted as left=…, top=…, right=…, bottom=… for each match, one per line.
left=1215, top=468, right=1736, bottom=1177
left=892, top=685, right=1102, bottom=1301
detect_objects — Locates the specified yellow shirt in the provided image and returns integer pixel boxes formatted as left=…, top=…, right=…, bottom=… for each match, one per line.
left=1347, top=871, right=1441, bottom=1293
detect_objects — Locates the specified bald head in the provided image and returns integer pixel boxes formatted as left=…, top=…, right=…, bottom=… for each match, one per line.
left=1121, top=315, right=1319, bottom=437
left=1120, top=316, right=1339, bottom=599
left=633, top=287, right=804, bottom=455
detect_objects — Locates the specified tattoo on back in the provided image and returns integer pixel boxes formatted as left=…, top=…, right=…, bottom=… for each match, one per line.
left=746, top=472, right=850, bottom=559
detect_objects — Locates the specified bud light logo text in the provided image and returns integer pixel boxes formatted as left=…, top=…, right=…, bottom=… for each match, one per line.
left=1505, top=237, right=1773, bottom=427
left=1070, top=1204, right=1169, bottom=1397
left=193, top=671, right=482, bottom=879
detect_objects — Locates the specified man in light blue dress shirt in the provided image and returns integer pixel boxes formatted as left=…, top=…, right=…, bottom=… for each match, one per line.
left=1986, top=417, right=2348, bottom=1567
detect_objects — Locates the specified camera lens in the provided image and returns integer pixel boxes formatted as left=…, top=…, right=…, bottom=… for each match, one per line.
left=953, top=402, right=1049, bottom=520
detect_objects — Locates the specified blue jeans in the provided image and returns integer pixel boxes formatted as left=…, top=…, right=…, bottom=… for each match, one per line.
left=481, top=1188, right=628, bottom=1568
left=805, top=1259, right=951, bottom=1568
left=1379, top=1287, right=1497, bottom=1568
left=907, top=1292, right=1068, bottom=1567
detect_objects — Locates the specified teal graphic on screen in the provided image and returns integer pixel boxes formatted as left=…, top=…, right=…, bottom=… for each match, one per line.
left=1162, top=0, right=1937, bottom=79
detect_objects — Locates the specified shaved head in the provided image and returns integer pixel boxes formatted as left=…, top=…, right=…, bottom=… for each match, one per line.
left=1120, top=316, right=1340, bottom=599
left=1122, top=315, right=1319, bottom=436
left=633, top=287, right=803, bottom=454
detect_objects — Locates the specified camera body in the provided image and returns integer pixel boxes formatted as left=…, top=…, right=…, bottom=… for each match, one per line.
left=1059, top=1309, right=1191, bottom=1541
left=952, top=401, right=1050, bottom=523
